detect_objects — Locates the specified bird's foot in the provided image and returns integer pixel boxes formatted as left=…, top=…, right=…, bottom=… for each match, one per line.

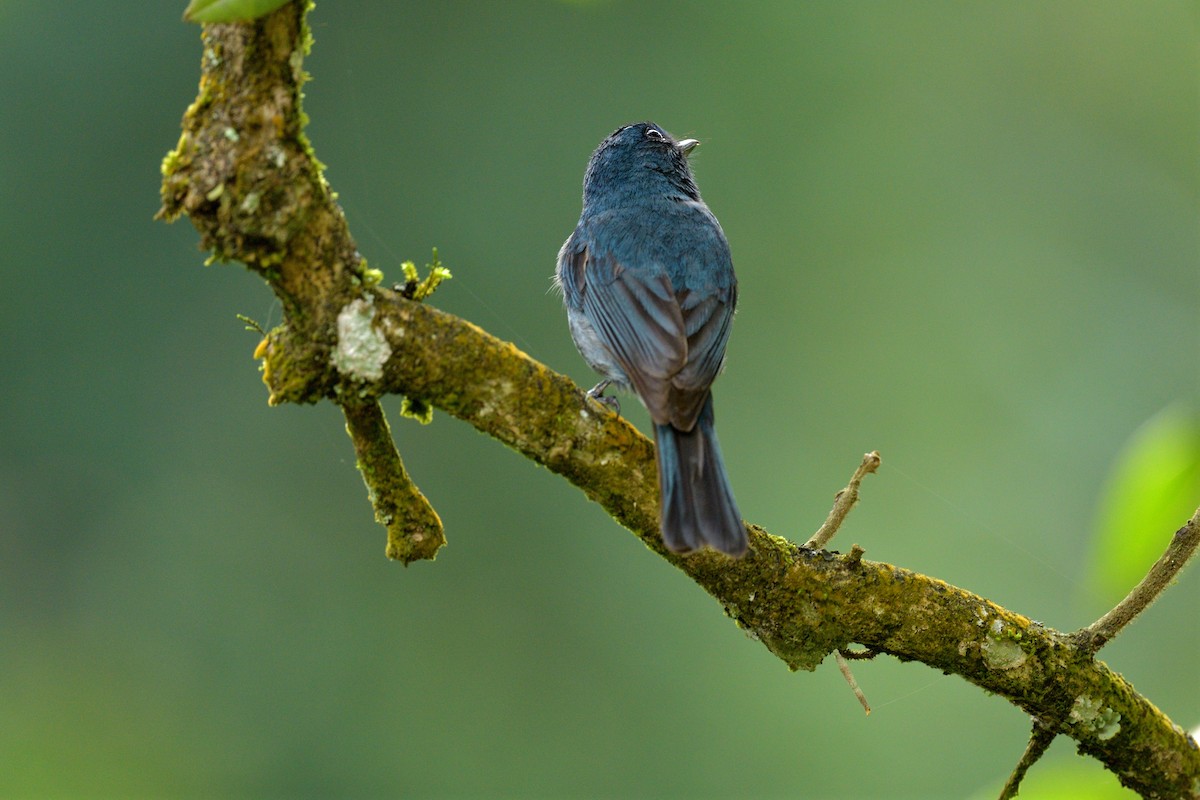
left=586, top=380, right=621, bottom=415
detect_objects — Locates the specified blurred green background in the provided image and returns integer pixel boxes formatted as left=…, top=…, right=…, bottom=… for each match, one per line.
left=1, top=2, right=1196, bottom=797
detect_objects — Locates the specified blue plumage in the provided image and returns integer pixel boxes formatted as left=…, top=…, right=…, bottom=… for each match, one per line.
left=556, top=123, right=746, bottom=557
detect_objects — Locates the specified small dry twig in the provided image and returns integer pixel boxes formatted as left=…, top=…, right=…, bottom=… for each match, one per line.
left=835, top=650, right=871, bottom=715
left=1071, top=508, right=1200, bottom=653
left=805, top=451, right=881, bottom=550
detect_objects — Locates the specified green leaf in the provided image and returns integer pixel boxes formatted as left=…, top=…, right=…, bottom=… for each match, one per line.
left=1089, top=404, right=1200, bottom=602
left=184, top=0, right=291, bottom=24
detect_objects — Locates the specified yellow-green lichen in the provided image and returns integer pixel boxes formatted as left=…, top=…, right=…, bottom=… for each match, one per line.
left=400, top=396, right=434, bottom=425
left=359, top=260, right=385, bottom=288
left=161, top=132, right=192, bottom=179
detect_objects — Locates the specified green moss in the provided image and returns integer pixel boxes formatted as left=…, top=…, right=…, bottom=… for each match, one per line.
left=360, top=262, right=385, bottom=288
left=161, top=133, right=190, bottom=178
left=293, top=2, right=324, bottom=190
left=397, top=249, right=453, bottom=301
left=400, top=396, right=434, bottom=425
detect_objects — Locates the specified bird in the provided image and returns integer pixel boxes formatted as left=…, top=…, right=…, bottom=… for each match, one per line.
left=556, top=122, right=746, bottom=557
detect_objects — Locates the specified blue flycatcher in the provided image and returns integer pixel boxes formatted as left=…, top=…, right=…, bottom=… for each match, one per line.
left=557, top=122, right=746, bottom=557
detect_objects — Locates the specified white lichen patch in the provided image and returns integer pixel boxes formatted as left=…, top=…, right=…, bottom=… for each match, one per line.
left=981, top=636, right=1027, bottom=670
left=1069, top=695, right=1122, bottom=741
left=266, top=142, right=286, bottom=168
left=477, top=380, right=516, bottom=419
left=980, top=616, right=1027, bottom=670
left=333, top=297, right=391, bottom=382
left=379, top=315, right=406, bottom=339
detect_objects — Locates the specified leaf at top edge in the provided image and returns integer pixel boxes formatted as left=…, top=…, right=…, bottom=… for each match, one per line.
left=184, top=0, right=292, bottom=24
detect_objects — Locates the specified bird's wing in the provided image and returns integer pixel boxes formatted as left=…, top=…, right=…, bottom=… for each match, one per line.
left=568, top=236, right=735, bottom=431
left=566, top=241, right=688, bottom=426
left=669, top=283, right=736, bottom=426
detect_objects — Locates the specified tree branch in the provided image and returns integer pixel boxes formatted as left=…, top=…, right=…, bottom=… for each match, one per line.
left=999, top=720, right=1057, bottom=800
left=341, top=399, right=445, bottom=564
left=156, top=4, right=1200, bottom=797
left=1071, top=507, right=1200, bottom=654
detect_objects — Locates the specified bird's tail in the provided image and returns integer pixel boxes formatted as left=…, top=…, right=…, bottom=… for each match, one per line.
left=654, top=395, right=747, bottom=557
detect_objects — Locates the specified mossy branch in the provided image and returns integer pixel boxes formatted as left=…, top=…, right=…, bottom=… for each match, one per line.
left=342, top=399, right=445, bottom=564
left=157, top=4, right=1200, bottom=797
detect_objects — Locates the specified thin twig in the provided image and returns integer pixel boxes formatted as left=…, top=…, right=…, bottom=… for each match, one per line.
left=998, top=719, right=1057, bottom=800
left=1071, top=507, right=1200, bottom=653
left=835, top=650, right=871, bottom=715
left=805, top=451, right=881, bottom=550
left=835, top=645, right=880, bottom=715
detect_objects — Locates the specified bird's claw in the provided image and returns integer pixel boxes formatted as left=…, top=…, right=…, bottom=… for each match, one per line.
left=587, top=381, right=621, bottom=415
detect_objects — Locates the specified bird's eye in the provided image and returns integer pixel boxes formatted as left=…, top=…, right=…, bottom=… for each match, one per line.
left=645, top=128, right=666, bottom=142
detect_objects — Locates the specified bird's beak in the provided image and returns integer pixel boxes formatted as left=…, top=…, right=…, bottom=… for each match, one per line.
left=677, top=138, right=700, bottom=157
